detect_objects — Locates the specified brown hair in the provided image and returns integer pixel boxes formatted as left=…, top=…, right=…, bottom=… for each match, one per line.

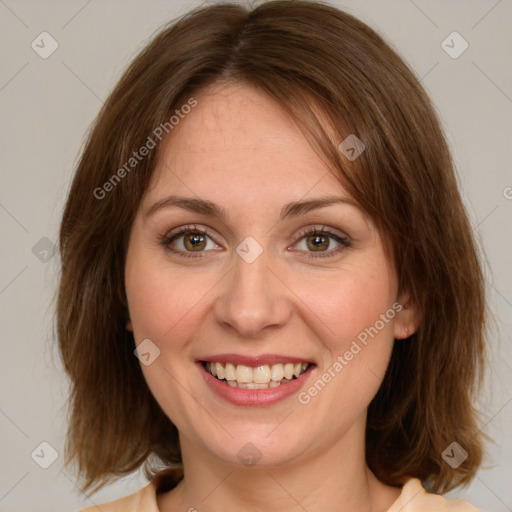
left=57, top=0, right=487, bottom=495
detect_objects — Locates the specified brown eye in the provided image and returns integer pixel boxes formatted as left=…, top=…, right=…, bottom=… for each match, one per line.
left=182, top=232, right=207, bottom=251
left=305, top=234, right=330, bottom=251
left=161, top=225, right=220, bottom=259
left=293, top=227, right=351, bottom=260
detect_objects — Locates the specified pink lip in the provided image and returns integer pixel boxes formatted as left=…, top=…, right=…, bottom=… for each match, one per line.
left=196, top=360, right=315, bottom=407
left=197, top=353, right=312, bottom=366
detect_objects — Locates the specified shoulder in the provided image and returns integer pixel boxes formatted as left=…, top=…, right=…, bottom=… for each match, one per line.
left=386, top=478, right=484, bottom=512
left=77, top=481, right=159, bottom=512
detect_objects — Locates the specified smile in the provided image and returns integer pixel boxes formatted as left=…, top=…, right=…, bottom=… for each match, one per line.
left=203, top=361, right=310, bottom=389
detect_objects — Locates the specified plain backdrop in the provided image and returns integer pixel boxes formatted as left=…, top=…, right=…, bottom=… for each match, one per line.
left=0, top=0, right=511, bottom=511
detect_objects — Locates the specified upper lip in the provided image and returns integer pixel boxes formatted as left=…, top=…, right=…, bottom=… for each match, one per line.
left=198, top=353, right=314, bottom=366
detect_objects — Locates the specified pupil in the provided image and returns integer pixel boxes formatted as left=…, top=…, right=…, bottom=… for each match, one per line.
left=186, top=233, right=204, bottom=250
left=309, top=235, right=328, bottom=251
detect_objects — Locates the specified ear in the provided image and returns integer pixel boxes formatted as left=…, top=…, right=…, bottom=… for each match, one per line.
left=126, top=319, right=133, bottom=332
left=393, top=290, right=421, bottom=340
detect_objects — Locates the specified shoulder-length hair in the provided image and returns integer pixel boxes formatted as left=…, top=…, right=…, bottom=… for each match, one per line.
left=57, top=0, right=487, bottom=495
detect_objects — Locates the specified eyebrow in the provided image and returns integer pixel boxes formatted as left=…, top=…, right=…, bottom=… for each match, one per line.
left=144, top=194, right=360, bottom=222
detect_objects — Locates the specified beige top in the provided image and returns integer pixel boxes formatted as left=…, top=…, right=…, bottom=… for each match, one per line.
left=79, top=478, right=484, bottom=511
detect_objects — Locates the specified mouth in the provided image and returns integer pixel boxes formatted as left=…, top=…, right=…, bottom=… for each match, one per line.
left=201, top=361, right=311, bottom=389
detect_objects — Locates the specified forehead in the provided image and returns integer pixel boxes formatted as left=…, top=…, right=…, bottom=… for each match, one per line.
left=144, top=82, right=348, bottom=205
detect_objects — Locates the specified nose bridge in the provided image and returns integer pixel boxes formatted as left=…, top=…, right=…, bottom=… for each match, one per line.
left=213, top=237, right=290, bottom=337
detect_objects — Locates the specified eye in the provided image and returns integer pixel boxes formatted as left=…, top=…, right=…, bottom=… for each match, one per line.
left=292, top=227, right=350, bottom=259
left=160, top=224, right=350, bottom=260
left=160, top=224, right=221, bottom=259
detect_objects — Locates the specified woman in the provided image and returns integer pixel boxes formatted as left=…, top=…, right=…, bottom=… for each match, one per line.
left=57, top=1, right=487, bottom=510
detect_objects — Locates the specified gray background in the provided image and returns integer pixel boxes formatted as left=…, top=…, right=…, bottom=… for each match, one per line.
left=0, top=0, right=511, bottom=510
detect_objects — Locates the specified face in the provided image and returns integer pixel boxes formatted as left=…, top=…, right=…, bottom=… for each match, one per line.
left=124, top=82, right=414, bottom=469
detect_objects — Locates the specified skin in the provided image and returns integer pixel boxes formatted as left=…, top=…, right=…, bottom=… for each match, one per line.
left=124, top=81, right=419, bottom=512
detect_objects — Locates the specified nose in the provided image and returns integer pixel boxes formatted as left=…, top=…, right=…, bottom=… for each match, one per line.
left=213, top=243, right=292, bottom=339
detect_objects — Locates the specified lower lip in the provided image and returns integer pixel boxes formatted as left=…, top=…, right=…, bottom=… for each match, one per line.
left=197, top=362, right=314, bottom=406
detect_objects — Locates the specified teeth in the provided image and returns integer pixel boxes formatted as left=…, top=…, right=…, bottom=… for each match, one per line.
left=223, top=379, right=293, bottom=389
left=236, top=364, right=253, bottom=383
left=271, top=364, right=284, bottom=382
left=238, top=382, right=270, bottom=389
left=253, top=365, right=270, bottom=383
left=215, top=362, right=225, bottom=380
left=224, top=362, right=236, bottom=381
left=284, top=363, right=294, bottom=380
left=205, top=361, right=310, bottom=386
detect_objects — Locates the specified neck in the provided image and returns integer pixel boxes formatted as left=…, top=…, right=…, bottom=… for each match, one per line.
left=157, top=415, right=401, bottom=512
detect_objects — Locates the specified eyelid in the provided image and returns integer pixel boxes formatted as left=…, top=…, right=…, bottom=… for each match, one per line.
left=158, top=224, right=222, bottom=258
left=289, top=225, right=351, bottom=260
left=163, top=224, right=214, bottom=238
left=293, top=224, right=348, bottom=242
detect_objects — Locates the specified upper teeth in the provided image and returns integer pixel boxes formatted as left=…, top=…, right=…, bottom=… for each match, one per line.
left=206, top=362, right=309, bottom=383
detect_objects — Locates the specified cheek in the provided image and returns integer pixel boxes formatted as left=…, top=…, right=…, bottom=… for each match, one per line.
left=302, top=264, right=396, bottom=347
left=306, top=266, right=397, bottom=406
left=294, top=260, right=398, bottom=407
left=124, top=251, right=205, bottom=420
left=124, top=249, right=219, bottom=345
left=125, top=264, right=176, bottom=340
left=124, top=243, right=177, bottom=349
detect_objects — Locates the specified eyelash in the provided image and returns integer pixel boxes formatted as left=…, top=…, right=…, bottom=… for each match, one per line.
left=159, top=224, right=351, bottom=260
